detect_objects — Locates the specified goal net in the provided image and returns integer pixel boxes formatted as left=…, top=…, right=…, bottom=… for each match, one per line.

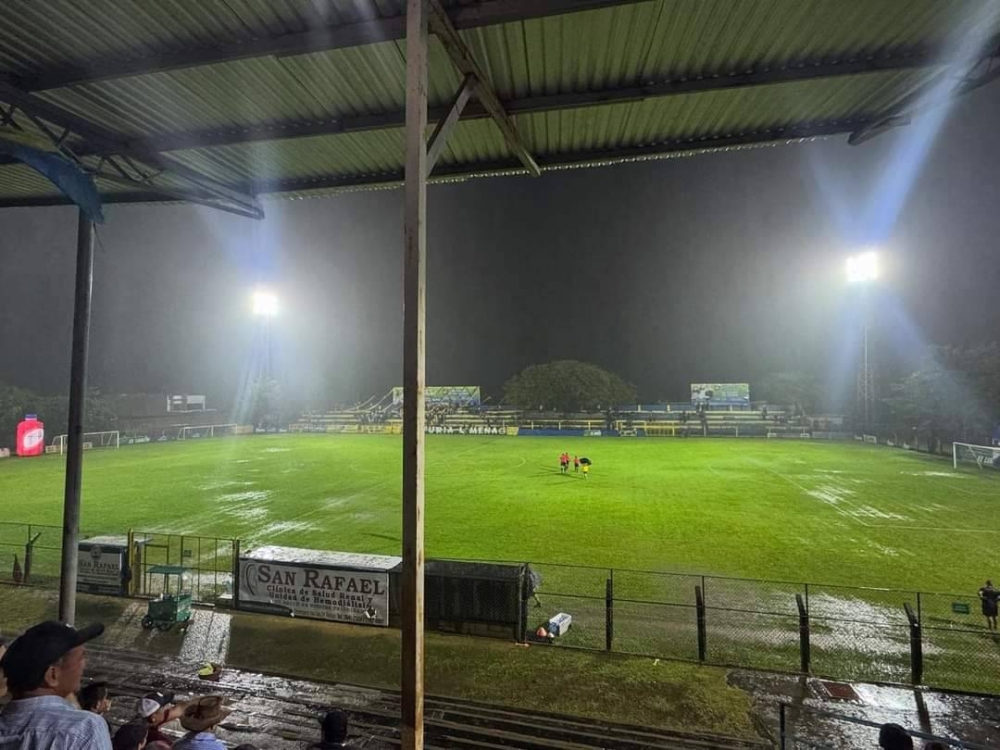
left=953, top=442, right=1000, bottom=470
left=177, top=423, right=238, bottom=440
left=52, top=431, right=119, bottom=454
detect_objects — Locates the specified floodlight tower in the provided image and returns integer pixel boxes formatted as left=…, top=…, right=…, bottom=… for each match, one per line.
left=846, top=251, right=878, bottom=428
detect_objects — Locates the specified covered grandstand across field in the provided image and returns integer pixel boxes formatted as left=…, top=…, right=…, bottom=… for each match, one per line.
left=3, top=1, right=1000, bottom=746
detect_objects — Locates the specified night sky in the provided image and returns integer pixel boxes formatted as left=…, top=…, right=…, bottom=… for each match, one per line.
left=1, top=86, right=999, bottom=411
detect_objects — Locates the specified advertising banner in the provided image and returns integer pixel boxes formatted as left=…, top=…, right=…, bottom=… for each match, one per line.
left=690, top=383, right=750, bottom=406
left=391, top=386, right=481, bottom=406
left=239, top=554, right=392, bottom=626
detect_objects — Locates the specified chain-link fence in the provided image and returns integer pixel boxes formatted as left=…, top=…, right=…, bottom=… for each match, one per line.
left=517, top=561, right=1000, bottom=694
left=0, top=522, right=64, bottom=588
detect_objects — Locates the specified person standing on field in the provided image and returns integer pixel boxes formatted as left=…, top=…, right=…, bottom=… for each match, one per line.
left=979, top=580, right=999, bottom=631
left=573, top=455, right=580, bottom=473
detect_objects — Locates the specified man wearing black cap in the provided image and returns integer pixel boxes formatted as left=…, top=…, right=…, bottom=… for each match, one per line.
left=0, top=620, right=111, bottom=750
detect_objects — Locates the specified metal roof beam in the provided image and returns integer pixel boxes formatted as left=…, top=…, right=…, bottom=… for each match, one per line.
left=0, top=189, right=264, bottom=219
left=0, top=76, right=263, bottom=217
left=428, top=0, right=540, bottom=176
left=850, top=38, right=1000, bottom=145
left=17, top=0, right=651, bottom=91
left=242, top=118, right=858, bottom=195
left=426, top=74, right=477, bottom=174
left=97, top=48, right=955, bottom=156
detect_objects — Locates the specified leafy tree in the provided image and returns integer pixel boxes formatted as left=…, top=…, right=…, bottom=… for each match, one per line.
left=0, top=383, right=117, bottom=448
left=754, top=371, right=821, bottom=412
left=884, top=343, right=1000, bottom=444
left=503, top=360, right=636, bottom=412
left=249, top=377, right=284, bottom=429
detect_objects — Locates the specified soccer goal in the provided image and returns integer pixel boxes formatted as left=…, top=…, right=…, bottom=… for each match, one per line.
left=953, top=442, right=1000, bottom=470
left=177, top=423, right=238, bottom=440
left=53, top=431, right=120, bottom=454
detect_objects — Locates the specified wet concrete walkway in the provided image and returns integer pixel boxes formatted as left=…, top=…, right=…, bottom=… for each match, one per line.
left=731, top=670, right=1000, bottom=747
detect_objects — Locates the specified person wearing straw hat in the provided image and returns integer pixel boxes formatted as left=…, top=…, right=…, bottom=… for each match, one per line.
left=172, top=696, right=231, bottom=750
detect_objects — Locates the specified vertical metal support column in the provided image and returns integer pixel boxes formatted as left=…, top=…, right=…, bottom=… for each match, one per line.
left=605, top=577, right=614, bottom=652
left=402, top=1, right=429, bottom=749
left=58, top=209, right=95, bottom=625
left=795, top=593, right=810, bottom=673
left=695, top=585, right=707, bottom=662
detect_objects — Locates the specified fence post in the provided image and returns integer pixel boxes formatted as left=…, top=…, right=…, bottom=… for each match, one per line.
left=24, top=532, right=41, bottom=584
left=796, top=593, right=810, bottom=673
left=779, top=703, right=787, bottom=750
left=232, top=538, right=241, bottom=610
left=905, top=603, right=923, bottom=685
left=695, top=585, right=707, bottom=662
left=605, top=576, right=614, bottom=652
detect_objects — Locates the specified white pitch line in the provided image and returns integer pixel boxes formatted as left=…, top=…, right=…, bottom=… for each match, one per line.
left=745, top=457, right=871, bottom=527
left=869, top=524, right=995, bottom=534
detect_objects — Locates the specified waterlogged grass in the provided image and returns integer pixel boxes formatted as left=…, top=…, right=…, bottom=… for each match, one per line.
left=0, top=587, right=758, bottom=738
left=2, top=435, right=998, bottom=593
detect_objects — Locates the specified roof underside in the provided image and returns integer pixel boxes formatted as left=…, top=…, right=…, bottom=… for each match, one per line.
left=0, top=0, right=998, bottom=215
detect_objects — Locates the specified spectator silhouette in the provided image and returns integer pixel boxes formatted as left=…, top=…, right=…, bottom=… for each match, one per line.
left=79, top=682, right=112, bottom=716
left=879, top=723, right=914, bottom=750
left=310, top=709, right=355, bottom=750
left=111, top=722, right=148, bottom=750
left=0, top=620, right=111, bottom=750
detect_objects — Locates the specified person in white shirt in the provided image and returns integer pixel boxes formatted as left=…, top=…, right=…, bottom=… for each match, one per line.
left=0, top=620, right=111, bottom=750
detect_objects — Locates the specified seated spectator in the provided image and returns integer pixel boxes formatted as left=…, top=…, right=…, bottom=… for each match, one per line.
left=0, top=639, right=7, bottom=700
left=173, top=696, right=230, bottom=750
left=310, top=709, right=353, bottom=750
left=136, top=691, right=185, bottom=750
left=111, top=722, right=148, bottom=750
left=0, top=620, right=111, bottom=750
left=879, top=723, right=914, bottom=750
left=78, top=682, right=112, bottom=716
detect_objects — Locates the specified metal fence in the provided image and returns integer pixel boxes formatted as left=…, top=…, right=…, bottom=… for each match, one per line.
left=0, top=522, right=64, bottom=588
left=513, top=561, right=1000, bottom=695
left=132, top=531, right=235, bottom=604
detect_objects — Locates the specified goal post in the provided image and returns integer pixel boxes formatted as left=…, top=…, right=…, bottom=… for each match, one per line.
left=953, top=442, right=1000, bottom=470
left=53, top=430, right=119, bottom=454
left=177, top=423, right=238, bottom=440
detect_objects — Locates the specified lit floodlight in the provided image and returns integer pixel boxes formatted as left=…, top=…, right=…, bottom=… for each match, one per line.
left=252, top=289, right=279, bottom=317
left=846, top=251, right=879, bottom=284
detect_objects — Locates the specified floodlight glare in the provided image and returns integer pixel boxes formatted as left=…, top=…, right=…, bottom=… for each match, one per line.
left=252, top=289, right=279, bottom=317
left=846, top=251, right=879, bottom=284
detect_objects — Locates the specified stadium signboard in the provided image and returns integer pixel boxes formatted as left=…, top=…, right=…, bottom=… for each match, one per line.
left=691, top=383, right=750, bottom=406
left=391, top=385, right=481, bottom=406
left=77, top=536, right=130, bottom=596
left=238, top=546, right=398, bottom=627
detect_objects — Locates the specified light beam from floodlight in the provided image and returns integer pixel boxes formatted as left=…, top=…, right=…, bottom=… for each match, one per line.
left=846, top=251, right=879, bottom=284
left=252, top=289, right=279, bottom=317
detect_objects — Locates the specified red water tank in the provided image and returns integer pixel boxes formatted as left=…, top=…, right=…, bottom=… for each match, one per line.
left=16, top=415, right=45, bottom=457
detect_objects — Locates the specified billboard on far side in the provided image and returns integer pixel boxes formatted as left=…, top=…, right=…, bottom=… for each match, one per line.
left=391, top=386, right=481, bottom=406
left=691, top=383, right=750, bottom=406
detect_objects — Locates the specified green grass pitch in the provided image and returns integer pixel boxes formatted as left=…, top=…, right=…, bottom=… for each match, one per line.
left=2, top=434, right=998, bottom=593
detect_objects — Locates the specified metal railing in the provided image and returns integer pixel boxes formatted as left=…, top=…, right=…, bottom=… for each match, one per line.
left=0, top=522, right=64, bottom=587
left=778, top=703, right=990, bottom=749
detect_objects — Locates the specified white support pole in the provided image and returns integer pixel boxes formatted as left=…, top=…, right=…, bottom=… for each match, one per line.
left=402, top=1, right=428, bottom=749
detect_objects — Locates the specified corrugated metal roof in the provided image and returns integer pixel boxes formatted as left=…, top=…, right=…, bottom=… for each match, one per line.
left=0, top=0, right=997, bottom=210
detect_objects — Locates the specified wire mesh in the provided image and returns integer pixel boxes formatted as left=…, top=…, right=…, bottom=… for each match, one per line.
left=614, top=599, right=699, bottom=660
left=809, top=613, right=912, bottom=684
left=0, top=522, right=63, bottom=587
left=705, top=606, right=802, bottom=671
left=922, top=623, right=1000, bottom=693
